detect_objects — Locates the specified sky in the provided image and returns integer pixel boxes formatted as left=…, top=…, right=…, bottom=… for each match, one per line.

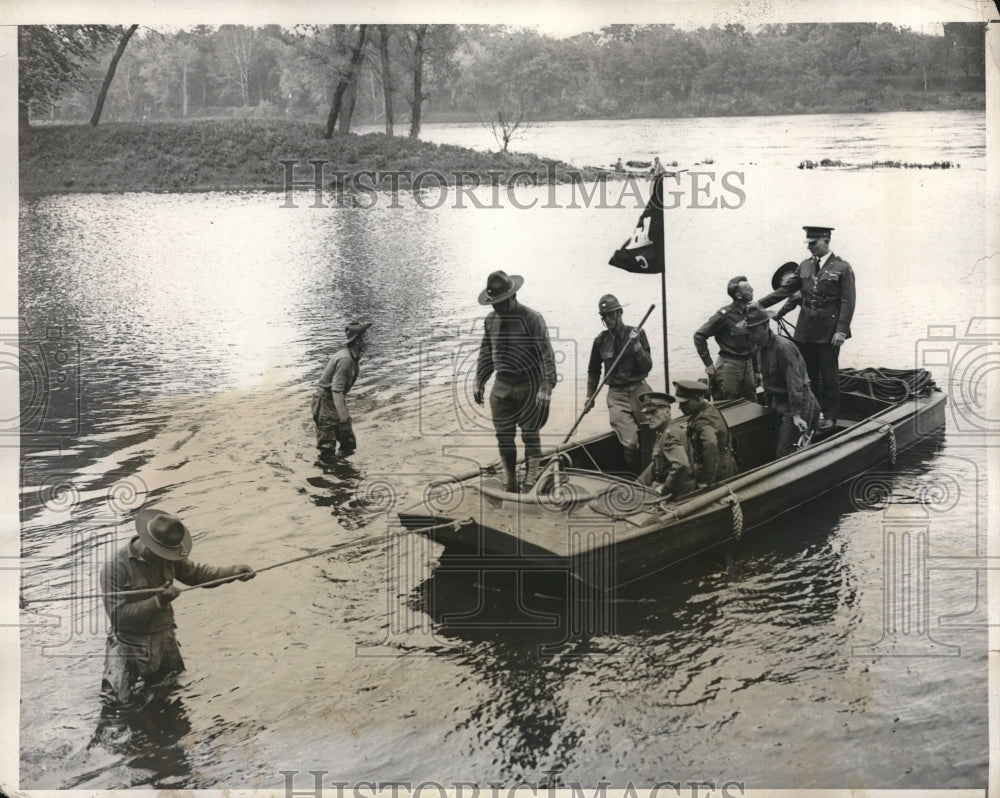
left=0, top=0, right=992, bottom=32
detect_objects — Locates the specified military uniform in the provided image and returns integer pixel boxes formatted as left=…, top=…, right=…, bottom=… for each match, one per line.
left=760, top=250, right=856, bottom=424
left=693, top=302, right=757, bottom=402
left=684, top=401, right=737, bottom=485
left=646, top=425, right=693, bottom=498
left=587, top=324, right=653, bottom=459
left=756, top=331, right=821, bottom=457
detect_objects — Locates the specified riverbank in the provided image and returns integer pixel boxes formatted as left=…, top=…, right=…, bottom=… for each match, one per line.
left=19, top=119, right=605, bottom=196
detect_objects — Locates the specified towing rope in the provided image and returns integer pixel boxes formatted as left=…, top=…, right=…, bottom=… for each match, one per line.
left=726, top=485, right=744, bottom=540
left=838, top=367, right=939, bottom=402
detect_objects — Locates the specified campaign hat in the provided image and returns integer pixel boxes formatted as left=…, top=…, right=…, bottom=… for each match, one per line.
left=478, top=271, right=524, bottom=305
left=346, top=321, right=373, bottom=343
left=135, top=508, right=192, bottom=561
left=771, top=261, right=799, bottom=290
left=744, top=303, right=774, bottom=327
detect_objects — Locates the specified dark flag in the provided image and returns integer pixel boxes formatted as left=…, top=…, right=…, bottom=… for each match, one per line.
left=608, top=174, right=665, bottom=274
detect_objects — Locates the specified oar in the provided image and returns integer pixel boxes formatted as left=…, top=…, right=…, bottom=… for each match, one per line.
left=562, top=303, right=655, bottom=444
left=20, top=535, right=379, bottom=606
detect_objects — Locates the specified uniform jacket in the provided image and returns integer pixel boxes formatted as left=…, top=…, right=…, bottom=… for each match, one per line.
left=587, top=326, right=652, bottom=396
left=693, top=302, right=753, bottom=365
left=756, top=332, right=815, bottom=419
left=649, top=425, right=693, bottom=498
left=685, top=402, right=737, bottom=485
left=476, top=302, right=557, bottom=391
left=101, top=538, right=238, bottom=636
left=317, top=346, right=360, bottom=394
left=759, top=253, right=855, bottom=343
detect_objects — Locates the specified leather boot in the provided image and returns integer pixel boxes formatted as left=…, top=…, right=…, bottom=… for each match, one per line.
left=522, top=455, right=541, bottom=491
left=499, top=456, right=518, bottom=493
left=623, top=449, right=639, bottom=475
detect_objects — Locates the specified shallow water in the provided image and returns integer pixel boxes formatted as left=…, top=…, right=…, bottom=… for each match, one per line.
left=16, top=110, right=989, bottom=790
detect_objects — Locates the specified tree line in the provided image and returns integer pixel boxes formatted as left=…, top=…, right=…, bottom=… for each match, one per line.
left=20, top=22, right=987, bottom=137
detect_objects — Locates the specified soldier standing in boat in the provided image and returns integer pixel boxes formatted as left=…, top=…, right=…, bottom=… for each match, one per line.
left=636, top=391, right=693, bottom=498
left=312, top=321, right=373, bottom=458
left=100, top=509, right=254, bottom=705
left=758, top=226, right=856, bottom=430
left=673, top=379, right=738, bottom=486
left=474, top=271, right=557, bottom=492
left=744, top=304, right=821, bottom=457
left=693, top=276, right=760, bottom=401
left=585, top=294, right=653, bottom=473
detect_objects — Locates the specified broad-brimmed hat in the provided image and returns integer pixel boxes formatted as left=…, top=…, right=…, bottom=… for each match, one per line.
left=673, top=379, right=711, bottom=399
left=744, top=303, right=774, bottom=327
left=478, top=270, right=524, bottom=305
left=771, top=261, right=799, bottom=290
left=598, top=294, right=623, bottom=315
left=346, top=321, right=373, bottom=343
left=803, top=225, right=834, bottom=240
left=135, top=508, right=192, bottom=561
left=640, top=391, right=676, bottom=408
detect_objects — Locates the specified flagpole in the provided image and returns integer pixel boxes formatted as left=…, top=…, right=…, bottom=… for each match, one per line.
left=657, top=175, right=669, bottom=391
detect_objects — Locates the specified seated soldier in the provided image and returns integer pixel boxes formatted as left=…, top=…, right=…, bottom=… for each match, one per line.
left=636, top=392, right=693, bottom=499
left=672, top=378, right=738, bottom=487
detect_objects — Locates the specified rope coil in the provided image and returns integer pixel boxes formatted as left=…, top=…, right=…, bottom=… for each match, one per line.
left=726, top=485, right=744, bottom=540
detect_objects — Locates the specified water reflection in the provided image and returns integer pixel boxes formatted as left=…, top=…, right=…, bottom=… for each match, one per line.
left=68, top=693, right=193, bottom=789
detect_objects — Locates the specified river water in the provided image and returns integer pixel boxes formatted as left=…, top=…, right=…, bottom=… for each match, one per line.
left=15, top=110, right=990, bottom=790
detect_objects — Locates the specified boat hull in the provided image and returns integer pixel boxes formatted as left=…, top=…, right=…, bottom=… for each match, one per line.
left=399, top=391, right=947, bottom=587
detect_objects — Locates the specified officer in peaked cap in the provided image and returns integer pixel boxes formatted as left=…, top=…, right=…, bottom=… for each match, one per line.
left=585, top=294, right=653, bottom=473
left=636, top=391, right=692, bottom=498
left=672, top=379, right=737, bottom=487
left=757, top=225, right=855, bottom=431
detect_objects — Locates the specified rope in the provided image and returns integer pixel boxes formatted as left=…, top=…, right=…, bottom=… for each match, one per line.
left=837, top=367, right=939, bottom=402
left=726, top=485, right=744, bottom=540
left=880, top=423, right=897, bottom=466
left=20, top=533, right=385, bottom=606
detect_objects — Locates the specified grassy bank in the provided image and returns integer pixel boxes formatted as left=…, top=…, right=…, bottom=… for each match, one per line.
left=19, top=119, right=604, bottom=196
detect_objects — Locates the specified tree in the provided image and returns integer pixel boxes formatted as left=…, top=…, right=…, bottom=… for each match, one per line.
left=90, top=24, right=138, bottom=126
left=404, top=24, right=429, bottom=138
left=18, top=24, right=119, bottom=132
left=482, top=93, right=531, bottom=153
left=324, top=24, right=368, bottom=138
left=378, top=25, right=394, bottom=136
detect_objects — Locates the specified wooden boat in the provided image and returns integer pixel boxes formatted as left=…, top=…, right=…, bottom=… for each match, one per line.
left=398, top=380, right=946, bottom=588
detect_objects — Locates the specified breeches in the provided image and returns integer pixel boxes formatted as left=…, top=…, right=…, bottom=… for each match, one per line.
left=796, top=342, right=841, bottom=420
left=712, top=356, right=756, bottom=402
left=490, top=378, right=548, bottom=459
left=606, top=381, right=651, bottom=453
